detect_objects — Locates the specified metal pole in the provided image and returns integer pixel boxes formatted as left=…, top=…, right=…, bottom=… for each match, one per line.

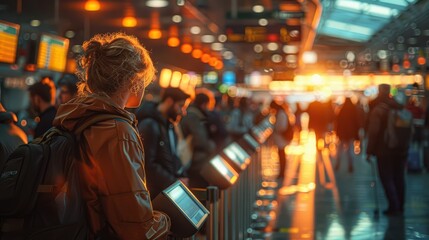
left=219, top=190, right=224, bottom=240
left=206, top=186, right=219, bottom=240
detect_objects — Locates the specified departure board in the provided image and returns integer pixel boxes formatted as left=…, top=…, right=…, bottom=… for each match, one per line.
left=37, top=34, right=69, bottom=72
left=0, top=20, right=20, bottom=64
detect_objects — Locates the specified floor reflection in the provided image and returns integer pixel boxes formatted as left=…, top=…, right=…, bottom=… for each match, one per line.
left=261, top=130, right=429, bottom=240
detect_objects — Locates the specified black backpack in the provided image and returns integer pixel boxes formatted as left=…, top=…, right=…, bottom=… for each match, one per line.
left=0, top=114, right=129, bottom=239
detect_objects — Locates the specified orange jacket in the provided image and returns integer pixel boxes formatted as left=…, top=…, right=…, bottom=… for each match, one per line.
left=54, top=94, right=169, bottom=239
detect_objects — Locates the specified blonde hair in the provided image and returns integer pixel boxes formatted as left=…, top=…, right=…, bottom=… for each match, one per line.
left=76, top=32, right=155, bottom=96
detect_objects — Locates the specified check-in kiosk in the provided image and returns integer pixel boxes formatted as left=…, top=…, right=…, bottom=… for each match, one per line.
left=200, top=155, right=239, bottom=190
left=251, top=118, right=273, bottom=144
left=237, top=133, right=260, bottom=155
left=153, top=181, right=209, bottom=237
left=221, top=142, right=251, bottom=172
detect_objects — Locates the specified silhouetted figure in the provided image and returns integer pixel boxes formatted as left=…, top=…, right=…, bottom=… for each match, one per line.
left=181, top=91, right=216, bottom=188
left=335, top=97, right=360, bottom=172
left=226, top=97, right=254, bottom=140
left=367, top=84, right=409, bottom=216
left=28, top=76, right=57, bottom=139
left=269, top=100, right=290, bottom=180
left=57, top=74, right=79, bottom=105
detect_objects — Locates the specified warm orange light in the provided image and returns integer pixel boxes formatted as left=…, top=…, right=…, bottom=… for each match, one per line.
left=418, top=56, right=426, bottom=65
left=170, top=71, right=182, bottom=87
left=214, top=61, right=224, bottom=70
left=159, top=68, right=172, bottom=88
left=148, top=29, right=162, bottom=39
left=201, top=53, right=210, bottom=63
left=181, top=44, right=192, bottom=54
left=392, top=64, right=400, bottom=72
left=191, top=49, right=203, bottom=58
left=85, top=0, right=100, bottom=11
left=122, top=16, right=137, bottom=27
left=209, top=57, right=217, bottom=66
left=167, top=37, right=180, bottom=47
left=403, top=60, right=411, bottom=69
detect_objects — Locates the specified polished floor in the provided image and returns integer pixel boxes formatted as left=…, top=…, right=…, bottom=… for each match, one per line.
left=254, top=132, right=429, bottom=240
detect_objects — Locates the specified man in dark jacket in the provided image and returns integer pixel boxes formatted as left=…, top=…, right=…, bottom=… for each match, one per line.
left=181, top=91, right=216, bottom=188
left=366, top=84, right=406, bottom=216
left=0, top=103, right=28, bottom=164
left=28, top=76, right=57, bottom=138
left=136, top=87, right=190, bottom=199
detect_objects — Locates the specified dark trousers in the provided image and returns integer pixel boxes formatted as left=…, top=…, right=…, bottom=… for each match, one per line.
left=377, top=151, right=407, bottom=211
left=278, top=147, right=286, bottom=179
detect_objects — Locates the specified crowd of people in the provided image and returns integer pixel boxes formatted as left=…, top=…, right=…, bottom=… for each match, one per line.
left=1, top=32, right=428, bottom=238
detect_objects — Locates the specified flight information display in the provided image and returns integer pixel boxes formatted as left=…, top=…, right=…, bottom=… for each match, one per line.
left=37, top=34, right=69, bottom=72
left=0, top=20, right=20, bottom=64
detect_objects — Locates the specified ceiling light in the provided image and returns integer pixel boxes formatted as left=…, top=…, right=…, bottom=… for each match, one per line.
left=267, top=42, right=278, bottom=51
left=146, top=0, right=169, bottom=8
left=65, top=30, right=75, bottom=38
left=201, top=35, right=215, bottom=43
left=181, top=44, right=193, bottom=53
left=192, top=49, right=203, bottom=58
left=252, top=5, right=264, bottom=13
left=211, top=43, right=223, bottom=51
left=85, top=0, right=100, bottom=11
left=190, top=26, right=201, bottom=35
left=223, top=51, right=233, bottom=60
left=172, top=15, right=182, bottom=23
left=168, top=37, right=180, bottom=47
left=218, top=34, right=227, bottom=42
left=302, top=51, right=317, bottom=64
left=254, top=44, right=263, bottom=53
left=258, top=18, right=268, bottom=26
left=122, top=16, right=137, bottom=27
left=30, top=20, right=40, bottom=27
left=148, top=29, right=162, bottom=39
left=283, top=45, right=298, bottom=54
left=271, top=54, right=282, bottom=63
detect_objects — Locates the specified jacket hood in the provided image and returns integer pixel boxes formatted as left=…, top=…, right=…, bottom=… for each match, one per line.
left=53, top=94, right=136, bottom=132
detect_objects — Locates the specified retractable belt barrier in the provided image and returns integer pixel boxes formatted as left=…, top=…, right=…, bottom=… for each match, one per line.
left=200, top=115, right=275, bottom=240
left=155, top=115, right=274, bottom=239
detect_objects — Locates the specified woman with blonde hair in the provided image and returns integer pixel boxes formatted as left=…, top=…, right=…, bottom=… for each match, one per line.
left=54, top=33, right=170, bottom=239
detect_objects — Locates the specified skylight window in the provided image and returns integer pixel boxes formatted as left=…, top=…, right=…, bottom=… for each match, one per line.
left=378, top=0, right=409, bottom=7
left=367, top=4, right=392, bottom=18
left=336, top=0, right=393, bottom=18
left=325, top=20, right=373, bottom=36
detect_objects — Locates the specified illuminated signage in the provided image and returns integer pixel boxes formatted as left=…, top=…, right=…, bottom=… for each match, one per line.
left=225, top=23, right=301, bottom=43
left=0, top=20, right=20, bottom=64
left=37, top=34, right=69, bottom=72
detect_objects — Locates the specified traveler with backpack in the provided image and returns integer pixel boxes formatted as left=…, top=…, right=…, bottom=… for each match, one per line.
left=136, top=87, right=191, bottom=199
left=0, top=102, right=28, bottom=164
left=0, top=33, right=171, bottom=239
left=366, top=84, right=411, bottom=216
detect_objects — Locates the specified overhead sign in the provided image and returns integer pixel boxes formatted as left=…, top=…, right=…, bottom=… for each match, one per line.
left=226, top=24, right=301, bottom=43
left=0, top=20, right=20, bottom=64
left=226, top=10, right=305, bottom=20
left=37, top=34, right=69, bottom=72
